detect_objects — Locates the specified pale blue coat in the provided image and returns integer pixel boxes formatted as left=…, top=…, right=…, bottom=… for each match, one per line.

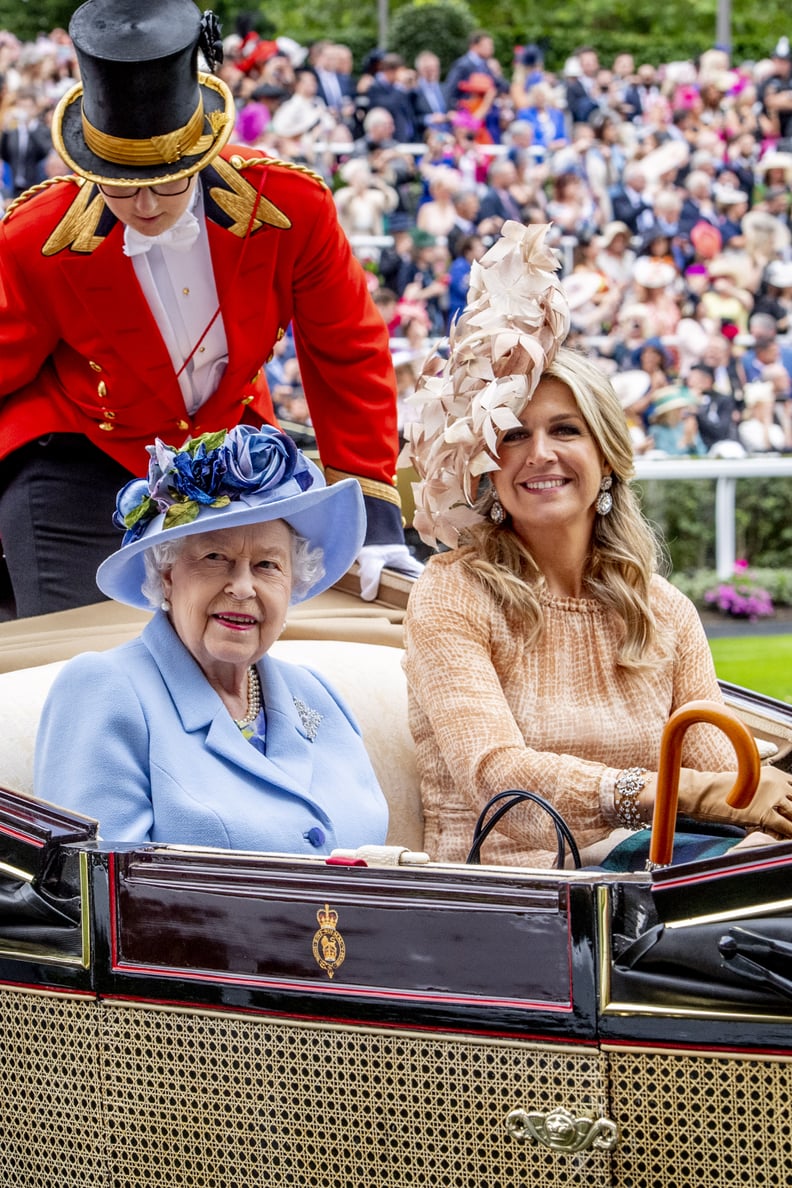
left=34, top=612, right=387, bottom=853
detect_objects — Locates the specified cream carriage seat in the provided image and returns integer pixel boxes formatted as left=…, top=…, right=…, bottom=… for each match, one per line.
left=0, top=640, right=424, bottom=852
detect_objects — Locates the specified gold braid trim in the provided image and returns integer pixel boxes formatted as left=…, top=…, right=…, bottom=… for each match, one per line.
left=209, top=155, right=291, bottom=235
left=43, top=180, right=107, bottom=255
left=324, top=467, right=402, bottom=508
left=229, top=153, right=328, bottom=190
left=3, top=175, right=83, bottom=221
left=82, top=99, right=214, bottom=166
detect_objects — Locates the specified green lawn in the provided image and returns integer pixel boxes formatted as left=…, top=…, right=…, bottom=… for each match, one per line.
left=709, top=635, right=792, bottom=705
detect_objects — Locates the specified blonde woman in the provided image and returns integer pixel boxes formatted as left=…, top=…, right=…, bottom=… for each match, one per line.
left=401, top=222, right=792, bottom=870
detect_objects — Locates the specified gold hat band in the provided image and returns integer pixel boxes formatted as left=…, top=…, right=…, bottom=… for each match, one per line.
left=81, top=98, right=211, bottom=166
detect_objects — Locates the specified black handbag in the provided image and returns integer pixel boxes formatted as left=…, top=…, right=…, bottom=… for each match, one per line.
left=466, top=789, right=582, bottom=869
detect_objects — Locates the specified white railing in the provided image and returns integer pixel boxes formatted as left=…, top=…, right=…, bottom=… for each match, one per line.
left=633, top=457, right=792, bottom=578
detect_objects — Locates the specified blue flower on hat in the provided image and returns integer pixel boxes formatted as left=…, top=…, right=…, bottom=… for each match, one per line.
left=113, top=425, right=314, bottom=544
left=223, top=424, right=311, bottom=494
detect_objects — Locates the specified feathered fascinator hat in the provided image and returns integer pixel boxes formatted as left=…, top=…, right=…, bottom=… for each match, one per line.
left=400, top=221, right=570, bottom=548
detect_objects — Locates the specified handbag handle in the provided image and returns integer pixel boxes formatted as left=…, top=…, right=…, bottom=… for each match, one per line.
left=466, top=790, right=581, bottom=869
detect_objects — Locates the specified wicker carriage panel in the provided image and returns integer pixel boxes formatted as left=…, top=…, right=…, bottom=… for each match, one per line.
left=0, top=988, right=107, bottom=1187
left=607, top=1047, right=792, bottom=1188
left=98, top=1004, right=612, bottom=1188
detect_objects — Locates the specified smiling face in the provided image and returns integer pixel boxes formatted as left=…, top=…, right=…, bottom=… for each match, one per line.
left=492, top=378, right=610, bottom=549
left=161, top=520, right=293, bottom=689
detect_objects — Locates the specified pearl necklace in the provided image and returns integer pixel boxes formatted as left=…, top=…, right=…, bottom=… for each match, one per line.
left=233, top=666, right=262, bottom=729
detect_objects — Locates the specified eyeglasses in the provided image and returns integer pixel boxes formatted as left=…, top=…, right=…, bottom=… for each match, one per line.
left=98, top=177, right=193, bottom=199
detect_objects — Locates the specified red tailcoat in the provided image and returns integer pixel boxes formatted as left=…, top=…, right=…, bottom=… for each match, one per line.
left=0, top=147, right=401, bottom=537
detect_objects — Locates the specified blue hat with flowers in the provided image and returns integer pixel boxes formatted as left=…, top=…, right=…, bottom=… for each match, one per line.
left=96, top=425, right=365, bottom=609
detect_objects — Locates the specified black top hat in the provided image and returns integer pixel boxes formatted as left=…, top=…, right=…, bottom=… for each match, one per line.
left=51, top=0, right=235, bottom=185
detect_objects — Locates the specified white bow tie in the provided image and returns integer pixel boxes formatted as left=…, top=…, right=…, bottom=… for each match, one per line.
left=123, top=211, right=201, bottom=257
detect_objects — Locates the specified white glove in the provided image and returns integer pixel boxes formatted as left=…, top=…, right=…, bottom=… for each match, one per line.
left=357, top=545, right=424, bottom=601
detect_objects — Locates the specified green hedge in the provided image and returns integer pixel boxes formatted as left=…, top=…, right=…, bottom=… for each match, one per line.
left=634, top=476, right=792, bottom=575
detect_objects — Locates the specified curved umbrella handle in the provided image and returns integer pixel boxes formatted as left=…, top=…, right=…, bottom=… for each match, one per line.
left=648, top=700, right=762, bottom=870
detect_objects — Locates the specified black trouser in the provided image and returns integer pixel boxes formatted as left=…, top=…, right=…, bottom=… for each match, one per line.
left=0, top=435, right=134, bottom=619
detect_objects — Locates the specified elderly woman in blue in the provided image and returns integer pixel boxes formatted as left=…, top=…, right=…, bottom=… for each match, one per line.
left=34, top=426, right=388, bottom=853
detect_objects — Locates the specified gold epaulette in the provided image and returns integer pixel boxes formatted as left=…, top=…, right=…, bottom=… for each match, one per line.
left=324, top=467, right=402, bottom=508
left=228, top=153, right=328, bottom=191
left=3, top=175, right=83, bottom=222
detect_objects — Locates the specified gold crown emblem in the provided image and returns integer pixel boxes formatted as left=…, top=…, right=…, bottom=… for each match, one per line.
left=317, top=903, right=338, bottom=930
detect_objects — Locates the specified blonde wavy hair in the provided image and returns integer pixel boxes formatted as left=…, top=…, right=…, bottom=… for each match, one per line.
left=461, top=348, right=665, bottom=671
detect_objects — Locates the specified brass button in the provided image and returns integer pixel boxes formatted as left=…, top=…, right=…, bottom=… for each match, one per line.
left=276, top=327, right=285, bottom=341
left=266, top=350, right=274, bottom=362
left=241, top=395, right=254, bottom=405
left=101, top=409, right=117, bottom=420
left=97, top=380, right=107, bottom=398
left=229, top=154, right=244, bottom=169
left=250, top=371, right=260, bottom=383
left=182, top=288, right=190, bottom=296
left=198, top=346, right=206, bottom=353
left=89, top=361, right=102, bottom=372
left=176, top=419, right=189, bottom=431
left=99, top=421, right=115, bottom=432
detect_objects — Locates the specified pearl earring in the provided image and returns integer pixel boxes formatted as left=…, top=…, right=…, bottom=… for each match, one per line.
left=160, top=599, right=171, bottom=613
left=596, top=475, right=613, bottom=516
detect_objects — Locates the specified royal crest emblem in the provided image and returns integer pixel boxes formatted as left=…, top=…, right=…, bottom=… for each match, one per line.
left=312, top=903, right=346, bottom=979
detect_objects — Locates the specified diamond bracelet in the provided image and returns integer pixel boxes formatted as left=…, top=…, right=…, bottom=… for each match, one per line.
left=614, top=766, right=651, bottom=831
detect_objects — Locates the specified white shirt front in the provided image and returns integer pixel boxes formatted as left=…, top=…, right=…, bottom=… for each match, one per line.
left=127, top=185, right=229, bottom=415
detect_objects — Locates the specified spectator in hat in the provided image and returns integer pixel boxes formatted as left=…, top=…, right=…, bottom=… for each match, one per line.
left=739, top=380, right=787, bottom=452
left=714, top=185, right=749, bottom=245
left=595, top=220, right=634, bottom=288
left=401, top=229, right=449, bottom=337
left=630, top=257, right=682, bottom=337
left=699, top=252, right=754, bottom=335
left=0, top=0, right=416, bottom=619
left=233, top=82, right=288, bottom=145
left=753, top=258, right=792, bottom=329
left=264, top=94, right=327, bottom=167
left=648, top=385, right=706, bottom=456
left=514, top=81, right=568, bottom=154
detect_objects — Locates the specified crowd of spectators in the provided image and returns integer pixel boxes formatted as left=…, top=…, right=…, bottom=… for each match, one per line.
left=4, top=23, right=792, bottom=458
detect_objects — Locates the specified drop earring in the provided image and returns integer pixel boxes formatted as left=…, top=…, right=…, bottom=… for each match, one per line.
left=596, top=475, right=613, bottom=516
left=490, top=495, right=506, bottom=525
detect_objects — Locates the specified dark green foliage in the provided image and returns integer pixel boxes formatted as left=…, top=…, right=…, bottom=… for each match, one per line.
left=635, top=477, right=792, bottom=576
left=387, top=1, right=475, bottom=74
left=3, top=0, right=791, bottom=74
left=0, top=0, right=75, bottom=41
